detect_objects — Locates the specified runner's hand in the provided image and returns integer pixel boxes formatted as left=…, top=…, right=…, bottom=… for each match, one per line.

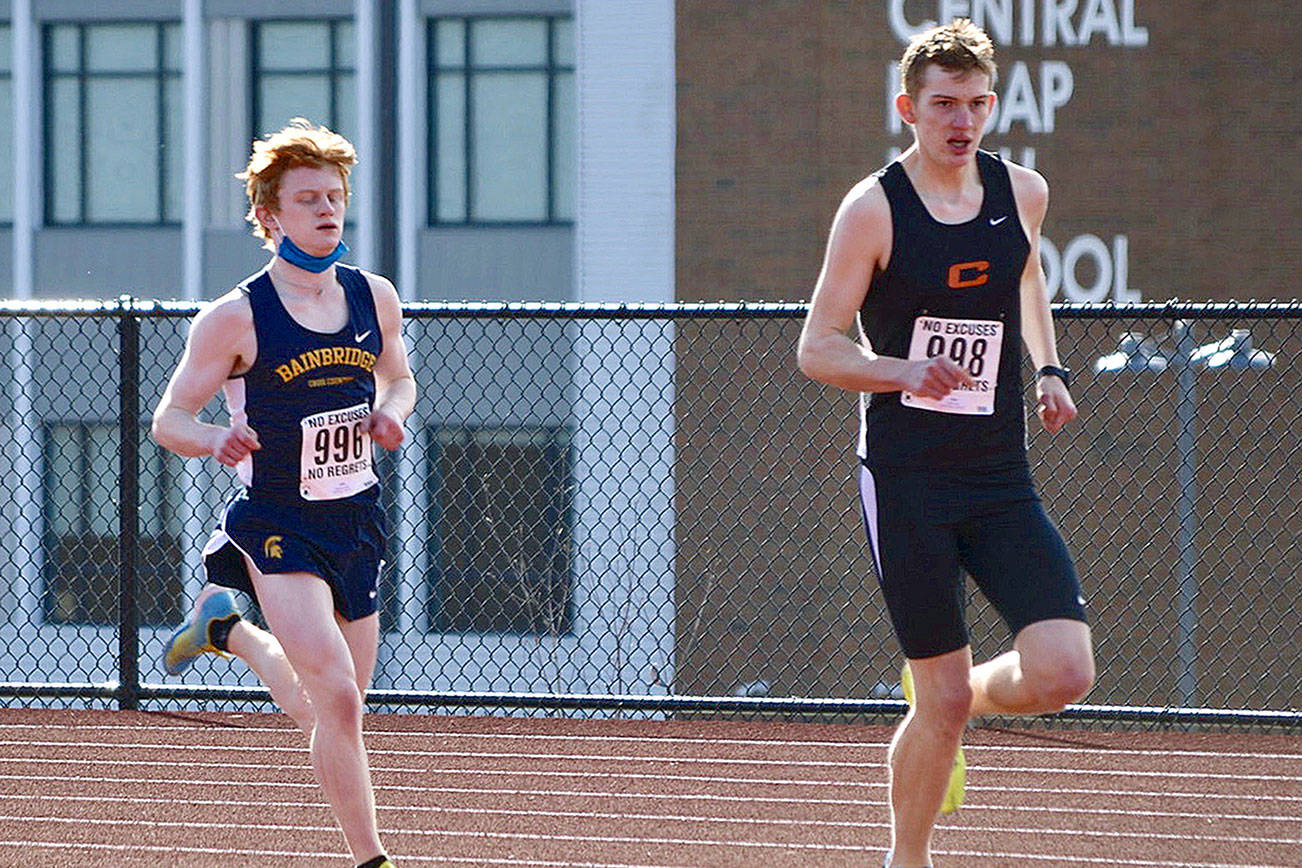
left=211, top=420, right=260, bottom=466
left=366, top=409, right=405, bottom=451
left=1036, top=376, right=1077, bottom=434
left=903, top=356, right=977, bottom=399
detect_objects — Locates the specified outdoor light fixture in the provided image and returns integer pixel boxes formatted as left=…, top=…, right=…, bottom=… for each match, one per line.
left=1093, top=331, right=1168, bottom=373
left=1190, top=328, right=1277, bottom=370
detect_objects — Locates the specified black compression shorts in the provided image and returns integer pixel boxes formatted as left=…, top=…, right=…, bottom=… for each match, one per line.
left=858, top=462, right=1087, bottom=659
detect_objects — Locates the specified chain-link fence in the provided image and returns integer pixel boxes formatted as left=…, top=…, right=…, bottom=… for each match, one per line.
left=0, top=299, right=1297, bottom=728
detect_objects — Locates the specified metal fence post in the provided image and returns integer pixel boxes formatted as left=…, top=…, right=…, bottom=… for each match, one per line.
left=1172, top=320, right=1200, bottom=707
left=117, top=296, right=140, bottom=710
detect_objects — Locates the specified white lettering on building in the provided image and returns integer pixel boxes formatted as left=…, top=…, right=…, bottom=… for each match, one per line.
left=1041, top=234, right=1140, bottom=303
left=887, top=0, right=1148, bottom=47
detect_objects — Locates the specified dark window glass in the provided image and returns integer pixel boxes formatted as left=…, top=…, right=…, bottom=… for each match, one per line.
left=426, top=426, right=574, bottom=635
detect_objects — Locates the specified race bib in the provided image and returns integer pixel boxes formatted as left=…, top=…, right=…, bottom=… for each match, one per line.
left=900, top=316, right=1003, bottom=416
left=299, top=402, right=378, bottom=500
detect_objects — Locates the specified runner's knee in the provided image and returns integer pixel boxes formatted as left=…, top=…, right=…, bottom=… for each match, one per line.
left=917, top=680, right=974, bottom=731
left=304, top=670, right=364, bottom=722
left=1025, top=656, right=1094, bottom=711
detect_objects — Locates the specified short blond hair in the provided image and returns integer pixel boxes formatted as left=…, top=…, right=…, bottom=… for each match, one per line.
left=236, top=118, right=357, bottom=250
left=899, top=18, right=997, bottom=97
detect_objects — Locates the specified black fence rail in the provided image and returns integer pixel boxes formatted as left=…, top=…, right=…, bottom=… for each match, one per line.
left=0, top=299, right=1297, bottom=728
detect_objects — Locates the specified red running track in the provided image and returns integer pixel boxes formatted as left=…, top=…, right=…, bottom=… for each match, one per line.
left=0, top=709, right=1296, bottom=867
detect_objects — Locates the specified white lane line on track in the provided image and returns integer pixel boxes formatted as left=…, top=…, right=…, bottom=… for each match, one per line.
left=36, top=758, right=1290, bottom=792
left=0, top=755, right=426, bottom=773
left=931, top=850, right=1293, bottom=868
left=0, top=740, right=871, bottom=769
left=968, top=764, right=1299, bottom=783
left=2, top=763, right=874, bottom=788
left=0, top=739, right=309, bottom=753
left=4, top=769, right=1300, bottom=803
left=0, top=841, right=702, bottom=868
left=6, top=789, right=1299, bottom=826
left=0, top=814, right=881, bottom=854
left=3, top=837, right=1287, bottom=868
left=373, top=732, right=1302, bottom=766
left=4, top=738, right=1298, bottom=780
left=2, top=721, right=1298, bottom=762
left=956, top=801, right=1302, bottom=824
left=0, top=772, right=317, bottom=790
left=4, top=800, right=1296, bottom=849
left=1, top=812, right=1295, bottom=853
left=966, top=783, right=1302, bottom=803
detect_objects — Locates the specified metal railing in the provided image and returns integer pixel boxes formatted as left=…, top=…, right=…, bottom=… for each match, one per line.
left=0, top=299, right=1297, bottom=728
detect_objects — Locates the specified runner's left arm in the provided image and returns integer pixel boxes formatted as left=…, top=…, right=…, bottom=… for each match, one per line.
left=1012, top=166, right=1077, bottom=434
left=364, top=273, right=417, bottom=451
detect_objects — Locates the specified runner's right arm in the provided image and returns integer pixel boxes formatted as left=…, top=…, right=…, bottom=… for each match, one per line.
left=797, top=178, right=974, bottom=399
left=152, top=293, right=261, bottom=466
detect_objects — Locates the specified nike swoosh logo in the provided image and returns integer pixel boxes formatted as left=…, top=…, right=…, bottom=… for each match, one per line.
left=989, top=216, right=1008, bottom=226
left=354, top=330, right=372, bottom=343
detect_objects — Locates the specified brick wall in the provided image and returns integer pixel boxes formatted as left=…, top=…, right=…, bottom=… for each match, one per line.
left=677, top=1, right=1300, bottom=305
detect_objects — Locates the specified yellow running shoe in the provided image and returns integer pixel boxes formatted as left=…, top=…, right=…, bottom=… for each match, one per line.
left=940, top=742, right=966, bottom=813
left=901, top=659, right=915, bottom=705
left=162, top=590, right=241, bottom=675
left=901, top=662, right=966, bottom=814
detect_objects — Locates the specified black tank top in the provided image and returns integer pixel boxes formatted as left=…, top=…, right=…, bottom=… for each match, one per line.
left=232, top=264, right=383, bottom=503
left=857, top=151, right=1030, bottom=471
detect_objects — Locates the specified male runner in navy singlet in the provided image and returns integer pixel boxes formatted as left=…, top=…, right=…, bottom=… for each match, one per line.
left=153, top=119, right=412, bottom=868
left=797, top=20, right=1095, bottom=868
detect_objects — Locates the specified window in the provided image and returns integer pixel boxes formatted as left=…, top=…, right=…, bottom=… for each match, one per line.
left=427, top=426, right=574, bottom=635
left=0, top=23, right=12, bottom=224
left=251, top=19, right=355, bottom=143
left=428, top=16, right=575, bottom=224
left=43, top=21, right=183, bottom=225
left=43, top=422, right=182, bottom=626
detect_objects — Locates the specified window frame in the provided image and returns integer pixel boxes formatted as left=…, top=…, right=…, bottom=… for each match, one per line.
left=426, top=14, right=575, bottom=227
left=248, top=17, right=356, bottom=146
left=41, top=19, right=182, bottom=228
left=41, top=420, right=183, bottom=628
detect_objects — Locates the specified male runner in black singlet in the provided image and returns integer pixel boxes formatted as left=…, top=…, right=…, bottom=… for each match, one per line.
left=153, top=119, right=412, bottom=868
left=797, top=20, right=1094, bottom=868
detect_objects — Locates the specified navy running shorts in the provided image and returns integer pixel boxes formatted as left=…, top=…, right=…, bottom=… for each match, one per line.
left=202, top=490, right=387, bottom=622
left=857, top=462, right=1087, bottom=659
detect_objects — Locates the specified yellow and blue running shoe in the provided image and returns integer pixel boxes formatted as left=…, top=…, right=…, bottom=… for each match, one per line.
left=901, top=661, right=966, bottom=814
left=162, top=590, right=241, bottom=675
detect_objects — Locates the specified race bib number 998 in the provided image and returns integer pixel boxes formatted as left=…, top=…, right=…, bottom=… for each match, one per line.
left=299, top=402, right=379, bottom=500
left=900, top=316, right=1004, bottom=415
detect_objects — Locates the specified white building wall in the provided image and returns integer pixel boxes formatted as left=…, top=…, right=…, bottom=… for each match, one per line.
left=2, top=0, right=679, bottom=704
left=568, top=0, right=677, bottom=696
left=373, top=0, right=678, bottom=700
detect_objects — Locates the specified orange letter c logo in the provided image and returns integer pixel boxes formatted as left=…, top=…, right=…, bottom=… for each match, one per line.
left=947, top=260, right=990, bottom=289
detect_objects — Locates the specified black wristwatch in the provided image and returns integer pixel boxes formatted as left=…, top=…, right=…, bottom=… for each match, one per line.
left=1036, top=365, right=1072, bottom=389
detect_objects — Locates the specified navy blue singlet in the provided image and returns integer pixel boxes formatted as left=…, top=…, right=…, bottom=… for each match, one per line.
left=857, top=150, right=1031, bottom=472
left=235, top=264, right=383, bottom=504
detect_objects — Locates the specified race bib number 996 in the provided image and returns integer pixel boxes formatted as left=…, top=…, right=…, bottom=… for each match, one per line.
left=299, top=402, right=378, bottom=500
left=900, top=316, right=1004, bottom=415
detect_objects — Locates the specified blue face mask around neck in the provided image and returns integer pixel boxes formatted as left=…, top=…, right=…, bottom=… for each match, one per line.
left=277, top=235, right=349, bottom=273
